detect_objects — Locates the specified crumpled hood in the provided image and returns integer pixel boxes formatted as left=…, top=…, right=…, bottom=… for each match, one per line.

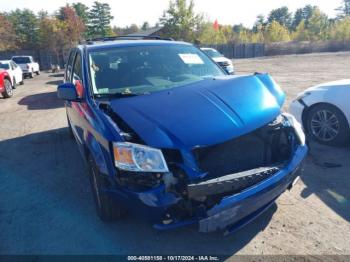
left=110, top=74, right=285, bottom=149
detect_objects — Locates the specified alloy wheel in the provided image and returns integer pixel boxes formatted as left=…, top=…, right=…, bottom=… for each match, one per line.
left=310, top=109, right=340, bottom=142
left=5, top=80, right=13, bottom=96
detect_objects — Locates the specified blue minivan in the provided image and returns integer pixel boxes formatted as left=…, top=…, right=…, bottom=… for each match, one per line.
left=57, top=36, right=308, bottom=234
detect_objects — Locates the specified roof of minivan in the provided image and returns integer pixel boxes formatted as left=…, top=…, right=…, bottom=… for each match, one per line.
left=83, top=40, right=192, bottom=51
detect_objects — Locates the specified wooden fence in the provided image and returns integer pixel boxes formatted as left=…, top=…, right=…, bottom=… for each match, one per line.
left=204, top=43, right=266, bottom=59
left=265, top=40, right=350, bottom=56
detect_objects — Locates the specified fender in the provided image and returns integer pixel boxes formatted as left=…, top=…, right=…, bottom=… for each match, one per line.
left=84, top=131, right=109, bottom=175
left=0, top=70, right=10, bottom=93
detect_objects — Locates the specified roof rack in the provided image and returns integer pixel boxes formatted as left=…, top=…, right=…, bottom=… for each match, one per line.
left=85, top=35, right=174, bottom=44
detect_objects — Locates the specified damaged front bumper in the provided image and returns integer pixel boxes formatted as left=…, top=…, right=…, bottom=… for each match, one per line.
left=108, top=144, right=307, bottom=233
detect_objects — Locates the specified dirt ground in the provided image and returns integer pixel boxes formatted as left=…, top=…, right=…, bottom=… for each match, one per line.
left=0, top=52, right=349, bottom=256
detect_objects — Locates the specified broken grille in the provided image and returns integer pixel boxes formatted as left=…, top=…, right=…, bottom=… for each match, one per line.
left=192, top=120, right=294, bottom=180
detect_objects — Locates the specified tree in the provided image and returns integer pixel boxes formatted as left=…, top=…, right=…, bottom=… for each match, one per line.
left=38, top=17, right=67, bottom=64
left=141, top=22, right=150, bottom=31
left=307, top=8, right=329, bottom=41
left=330, top=17, right=350, bottom=40
left=292, top=20, right=310, bottom=41
left=292, top=5, right=317, bottom=30
left=38, top=10, right=49, bottom=20
left=268, top=7, right=292, bottom=29
left=253, top=14, right=266, bottom=32
left=159, top=0, right=203, bottom=41
left=87, top=1, right=114, bottom=38
left=232, top=24, right=246, bottom=34
left=123, top=24, right=140, bottom=34
left=58, top=6, right=85, bottom=44
left=197, top=22, right=226, bottom=44
left=72, top=2, right=89, bottom=24
left=7, top=9, right=39, bottom=49
left=336, top=0, right=350, bottom=18
left=265, top=21, right=291, bottom=42
left=0, top=14, right=17, bottom=50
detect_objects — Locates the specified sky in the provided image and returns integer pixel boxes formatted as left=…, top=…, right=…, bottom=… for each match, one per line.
left=0, top=0, right=343, bottom=28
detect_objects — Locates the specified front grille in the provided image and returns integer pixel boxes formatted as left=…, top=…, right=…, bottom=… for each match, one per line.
left=193, top=121, right=294, bottom=179
left=162, top=149, right=183, bottom=164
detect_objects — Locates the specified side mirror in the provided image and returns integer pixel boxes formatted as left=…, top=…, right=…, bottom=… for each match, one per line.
left=57, top=83, right=78, bottom=101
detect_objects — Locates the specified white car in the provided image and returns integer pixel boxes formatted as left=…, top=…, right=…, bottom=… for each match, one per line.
left=11, top=56, right=40, bottom=78
left=200, top=47, right=234, bottom=74
left=289, top=79, right=350, bottom=146
left=0, top=60, right=24, bottom=88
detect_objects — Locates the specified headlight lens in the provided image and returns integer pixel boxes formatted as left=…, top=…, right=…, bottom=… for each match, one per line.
left=283, top=113, right=306, bottom=145
left=113, top=142, right=169, bottom=172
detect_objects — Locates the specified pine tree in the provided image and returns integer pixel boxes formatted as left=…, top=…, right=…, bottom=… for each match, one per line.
left=336, top=0, right=350, bottom=18
left=159, top=0, right=203, bottom=42
left=87, top=1, right=113, bottom=38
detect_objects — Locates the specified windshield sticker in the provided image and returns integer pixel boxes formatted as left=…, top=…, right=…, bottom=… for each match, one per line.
left=179, top=54, right=204, bottom=64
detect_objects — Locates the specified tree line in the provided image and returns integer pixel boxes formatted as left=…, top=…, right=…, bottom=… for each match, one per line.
left=0, top=0, right=349, bottom=53
left=159, top=0, right=350, bottom=44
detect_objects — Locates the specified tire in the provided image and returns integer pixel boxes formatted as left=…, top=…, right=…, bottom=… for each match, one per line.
left=2, top=79, right=13, bottom=98
left=20, top=80, right=24, bottom=85
left=306, top=103, right=350, bottom=147
left=36, top=70, right=40, bottom=75
left=87, top=155, right=124, bottom=222
left=29, top=70, right=34, bottom=78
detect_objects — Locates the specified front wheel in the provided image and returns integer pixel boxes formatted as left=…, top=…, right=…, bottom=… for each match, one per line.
left=306, top=103, right=349, bottom=146
left=29, top=70, right=34, bottom=78
left=2, top=79, right=13, bottom=98
left=36, top=70, right=40, bottom=75
left=87, top=156, right=124, bottom=222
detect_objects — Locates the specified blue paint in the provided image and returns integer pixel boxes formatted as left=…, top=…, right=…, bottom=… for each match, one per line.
left=60, top=39, right=308, bottom=233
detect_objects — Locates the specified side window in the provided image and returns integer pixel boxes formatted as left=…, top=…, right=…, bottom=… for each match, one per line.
left=72, top=52, right=84, bottom=98
left=10, top=62, right=15, bottom=70
left=66, top=51, right=75, bottom=82
left=11, top=62, right=17, bottom=69
left=72, top=53, right=82, bottom=81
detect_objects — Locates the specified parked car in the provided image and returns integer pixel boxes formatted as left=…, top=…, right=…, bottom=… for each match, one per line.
left=290, top=79, right=350, bottom=146
left=201, top=47, right=234, bottom=74
left=57, top=37, right=307, bottom=233
left=0, top=70, right=13, bottom=98
left=0, top=60, right=24, bottom=88
left=11, top=56, right=40, bottom=78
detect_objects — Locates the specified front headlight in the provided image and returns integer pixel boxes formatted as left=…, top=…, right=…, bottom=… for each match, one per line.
left=113, top=142, right=169, bottom=173
left=283, top=113, right=306, bottom=146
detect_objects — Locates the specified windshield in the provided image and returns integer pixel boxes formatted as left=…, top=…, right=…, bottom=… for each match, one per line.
left=88, top=44, right=225, bottom=96
left=12, top=57, right=31, bottom=64
left=202, top=49, right=224, bottom=59
left=0, top=63, right=9, bottom=70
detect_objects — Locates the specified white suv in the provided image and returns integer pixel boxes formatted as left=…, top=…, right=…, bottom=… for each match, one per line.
left=11, top=56, right=40, bottom=78
left=201, top=47, right=234, bottom=75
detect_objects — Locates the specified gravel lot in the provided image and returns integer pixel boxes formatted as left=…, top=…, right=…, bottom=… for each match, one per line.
left=0, top=52, right=349, bottom=256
